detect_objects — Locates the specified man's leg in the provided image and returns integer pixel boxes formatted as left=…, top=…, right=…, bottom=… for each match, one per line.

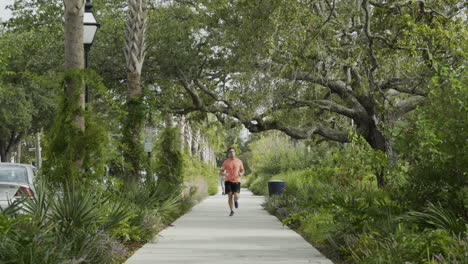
left=228, top=192, right=234, bottom=215
left=234, top=192, right=240, bottom=208
left=234, top=183, right=240, bottom=208
left=225, top=181, right=235, bottom=215
left=228, top=192, right=234, bottom=211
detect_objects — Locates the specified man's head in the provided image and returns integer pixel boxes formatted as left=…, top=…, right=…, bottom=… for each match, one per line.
left=227, top=147, right=236, bottom=158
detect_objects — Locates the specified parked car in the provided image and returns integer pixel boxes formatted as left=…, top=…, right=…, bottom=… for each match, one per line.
left=0, top=163, right=36, bottom=210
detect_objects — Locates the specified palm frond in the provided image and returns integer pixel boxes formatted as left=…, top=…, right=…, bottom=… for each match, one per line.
left=404, top=202, right=466, bottom=235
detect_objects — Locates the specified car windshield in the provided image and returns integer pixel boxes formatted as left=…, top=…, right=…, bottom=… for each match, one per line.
left=0, top=166, right=28, bottom=183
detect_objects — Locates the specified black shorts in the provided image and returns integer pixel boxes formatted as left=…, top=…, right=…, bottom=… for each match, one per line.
left=225, top=181, right=241, bottom=193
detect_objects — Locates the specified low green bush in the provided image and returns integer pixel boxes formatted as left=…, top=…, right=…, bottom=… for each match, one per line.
left=264, top=194, right=303, bottom=227
left=184, top=156, right=218, bottom=196
left=253, top=134, right=467, bottom=263
left=248, top=173, right=270, bottom=195
left=299, top=209, right=334, bottom=247
left=347, top=227, right=468, bottom=264
left=247, top=133, right=316, bottom=176
left=0, top=184, right=128, bottom=264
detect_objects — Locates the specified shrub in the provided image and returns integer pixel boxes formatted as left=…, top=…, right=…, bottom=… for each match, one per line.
left=402, top=202, right=466, bottom=236
left=248, top=173, right=270, bottom=195
left=299, top=210, right=334, bottom=247
left=396, top=67, right=467, bottom=215
left=347, top=227, right=468, bottom=264
left=184, top=155, right=218, bottom=196
left=248, top=132, right=315, bottom=176
left=0, top=184, right=128, bottom=264
left=155, top=127, right=185, bottom=193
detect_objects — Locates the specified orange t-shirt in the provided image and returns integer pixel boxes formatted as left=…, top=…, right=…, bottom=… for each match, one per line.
left=221, top=158, right=244, bottom=182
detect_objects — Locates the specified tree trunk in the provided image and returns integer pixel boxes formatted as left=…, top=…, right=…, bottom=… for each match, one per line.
left=0, top=148, right=7, bottom=162
left=164, top=113, right=174, bottom=128
left=178, top=116, right=185, bottom=152
left=0, top=144, right=14, bottom=163
left=64, top=0, right=86, bottom=173
left=123, top=71, right=144, bottom=184
left=35, top=132, right=42, bottom=168
left=365, top=125, right=387, bottom=188
left=192, top=129, right=200, bottom=156
left=185, top=123, right=192, bottom=154
left=366, top=126, right=386, bottom=153
left=16, top=140, right=21, bottom=163
left=0, top=132, right=24, bottom=163
left=199, top=137, right=206, bottom=162
left=123, top=0, right=147, bottom=184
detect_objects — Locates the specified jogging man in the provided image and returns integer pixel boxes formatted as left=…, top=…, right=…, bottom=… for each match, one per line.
left=220, top=147, right=244, bottom=216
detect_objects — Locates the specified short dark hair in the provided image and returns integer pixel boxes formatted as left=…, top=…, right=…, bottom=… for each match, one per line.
left=227, top=147, right=235, bottom=153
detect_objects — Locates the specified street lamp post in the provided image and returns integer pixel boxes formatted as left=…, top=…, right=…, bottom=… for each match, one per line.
left=83, top=0, right=100, bottom=103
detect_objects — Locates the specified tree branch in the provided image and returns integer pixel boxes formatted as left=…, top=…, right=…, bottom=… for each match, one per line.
left=292, top=71, right=352, bottom=97
left=370, top=0, right=454, bottom=19
left=176, top=68, right=205, bottom=110
left=193, top=79, right=232, bottom=109
left=287, top=97, right=358, bottom=118
left=240, top=118, right=349, bottom=143
left=392, top=95, right=427, bottom=119
left=380, top=77, right=428, bottom=96
left=362, top=0, right=378, bottom=91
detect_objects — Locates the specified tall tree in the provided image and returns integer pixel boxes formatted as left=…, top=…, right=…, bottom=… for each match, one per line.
left=147, top=0, right=466, bottom=186
left=62, top=0, right=86, bottom=172
left=122, top=0, right=148, bottom=184
left=0, top=1, right=62, bottom=162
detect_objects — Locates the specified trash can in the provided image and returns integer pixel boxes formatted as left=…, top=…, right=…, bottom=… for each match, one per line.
left=268, top=180, right=286, bottom=196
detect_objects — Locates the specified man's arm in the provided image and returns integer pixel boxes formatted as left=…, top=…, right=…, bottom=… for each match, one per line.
left=220, top=161, right=226, bottom=175
left=239, top=161, right=245, bottom=177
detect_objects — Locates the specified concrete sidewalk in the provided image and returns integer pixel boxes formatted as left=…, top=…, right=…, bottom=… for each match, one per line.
left=125, top=189, right=333, bottom=264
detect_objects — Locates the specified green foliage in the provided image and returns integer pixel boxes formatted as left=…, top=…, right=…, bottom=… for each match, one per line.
left=144, top=0, right=466, bottom=158
left=259, top=161, right=467, bottom=263
left=396, top=66, right=467, bottom=214
left=264, top=194, right=304, bottom=226
left=121, top=97, right=146, bottom=183
left=402, top=202, right=467, bottom=236
left=0, top=1, right=62, bottom=161
left=247, top=132, right=384, bottom=196
left=318, top=134, right=386, bottom=188
left=248, top=132, right=313, bottom=175
left=247, top=124, right=466, bottom=263
left=155, top=127, right=185, bottom=191
left=0, top=36, right=58, bottom=161
left=327, top=189, right=400, bottom=234
left=184, top=155, right=219, bottom=197
left=0, top=183, right=128, bottom=264
left=347, top=227, right=468, bottom=264
left=298, top=210, right=334, bottom=249
left=42, top=69, right=109, bottom=186
left=247, top=172, right=270, bottom=196
left=0, top=176, right=206, bottom=263
left=104, top=177, right=193, bottom=242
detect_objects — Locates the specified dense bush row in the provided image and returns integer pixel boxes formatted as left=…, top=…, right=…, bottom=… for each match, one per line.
left=245, top=72, right=467, bottom=264
left=0, top=155, right=217, bottom=264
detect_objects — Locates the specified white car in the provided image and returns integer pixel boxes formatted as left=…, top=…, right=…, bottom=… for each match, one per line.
left=0, top=163, right=36, bottom=210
